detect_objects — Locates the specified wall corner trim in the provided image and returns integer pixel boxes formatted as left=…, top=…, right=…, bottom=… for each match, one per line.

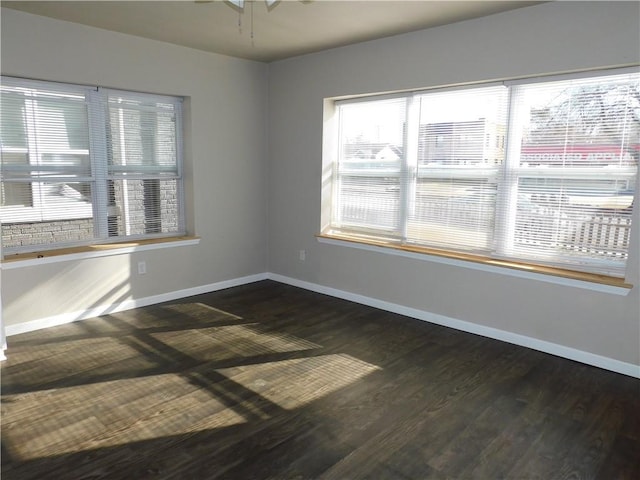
left=267, top=273, right=640, bottom=379
left=4, top=271, right=638, bottom=378
left=4, top=273, right=268, bottom=337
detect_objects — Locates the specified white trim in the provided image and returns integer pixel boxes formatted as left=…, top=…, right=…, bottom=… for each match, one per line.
left=3, top=270, right=637, bottom=378
left=4, top=273, right=268, bottom=336
left=267, top=273, right=640, bottom=379
left=1, top=237, right=200, bottom=270
left=317, top=236, right=632, bottom=296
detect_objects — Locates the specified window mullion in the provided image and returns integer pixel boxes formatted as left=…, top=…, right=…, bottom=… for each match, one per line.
left=116, top=103, right=132, bottom=236
left=174, top=100, right=186, bottom=235
left=494, top=85, right=523, bottom=257
left=87, top=89, right=109, bottom=240
left=401, top=94, right=420, bottom=243
left=23, top=96, right=43, bottom=212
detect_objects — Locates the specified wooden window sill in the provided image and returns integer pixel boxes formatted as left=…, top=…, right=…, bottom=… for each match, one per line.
left=317, top=233, right=633, bottom=295
left=1, top=236, right=200, bottom=269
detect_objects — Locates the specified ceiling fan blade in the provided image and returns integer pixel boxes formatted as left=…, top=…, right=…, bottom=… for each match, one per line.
left=228, top=0, right=244, bottom=8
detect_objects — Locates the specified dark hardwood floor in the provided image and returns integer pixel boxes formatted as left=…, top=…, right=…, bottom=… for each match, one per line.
left=1, top=280, right=638, bottom=479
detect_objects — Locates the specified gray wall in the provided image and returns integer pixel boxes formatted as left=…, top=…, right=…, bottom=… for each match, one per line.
left=1, top=8, right=269, bottom=326
left=267, top=2, right=640, bottom=366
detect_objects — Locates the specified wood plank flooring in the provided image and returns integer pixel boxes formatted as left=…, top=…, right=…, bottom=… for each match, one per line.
left=2, top=280, right=639, bottom=479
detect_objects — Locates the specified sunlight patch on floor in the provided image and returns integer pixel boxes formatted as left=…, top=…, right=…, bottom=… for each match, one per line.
left=2, top=373, right=247, bottom=461
left=1, top=336, right=158, bottom=387
left=2, top=300, right=380, bottom=463
left=2, top=353, right=380, bottom=461
left=217, top=353, right=382, bottom=410
left=163, top=302, right=244, bottom=320
left=151, top=323, right=320, bottom=362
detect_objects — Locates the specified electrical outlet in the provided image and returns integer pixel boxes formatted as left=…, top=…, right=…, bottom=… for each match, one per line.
left=138, top=261, right=147, bottom=275
left=299, top=250, right=306, bottom=261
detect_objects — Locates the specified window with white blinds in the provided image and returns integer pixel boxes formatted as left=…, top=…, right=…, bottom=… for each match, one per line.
left=327, top=69, right=639, bottom=277
left=1, top=77, right=185, bottom=254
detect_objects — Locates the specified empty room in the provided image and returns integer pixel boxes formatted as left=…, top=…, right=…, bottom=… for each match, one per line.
left=1, top=1, right=639, bottom=479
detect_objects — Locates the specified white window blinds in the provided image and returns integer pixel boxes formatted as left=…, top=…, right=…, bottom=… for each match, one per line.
left=335, top=85, right=508, bottom=252
left=105, top=91, right=182, bottom=238
left=0, top=77, right=185, bottom=253
left=500, top=72, right=638, bottom=274
left=408, top=86, right=508, bottom=252
left=1, top=80, right=95, bottom=244
left=328, top=69, right=639, bottom=277
left=335, top=97, right=407, bottom=234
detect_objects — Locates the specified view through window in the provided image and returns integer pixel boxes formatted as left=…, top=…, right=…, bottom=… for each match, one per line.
left=0, top=77, right=185, bottom=254
left=326, top=70, right=639, bottom=277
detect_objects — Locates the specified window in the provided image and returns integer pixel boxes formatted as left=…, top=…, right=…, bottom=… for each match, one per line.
left=325, top=69, right=639, bottom=278
left=1, top=77, right=185, bottom=253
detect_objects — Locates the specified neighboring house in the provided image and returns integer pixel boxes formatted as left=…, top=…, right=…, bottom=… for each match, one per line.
left=418, top=119, right=505, bottom=166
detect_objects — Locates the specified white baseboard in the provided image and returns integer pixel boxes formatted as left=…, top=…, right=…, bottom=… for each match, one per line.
left=267, top=273, right=640, bottom=379
left=4, top=271, right=638, bottom=378
left=4, top=273, right=268, bottom=337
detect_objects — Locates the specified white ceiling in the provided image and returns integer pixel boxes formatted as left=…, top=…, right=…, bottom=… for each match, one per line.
left=2, top=0, right=544, bottom=62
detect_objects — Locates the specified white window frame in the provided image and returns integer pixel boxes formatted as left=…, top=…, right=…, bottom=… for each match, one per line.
left=324, top=67, right=639, bottom=279
left=1, top=77, right=186, bottom=254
